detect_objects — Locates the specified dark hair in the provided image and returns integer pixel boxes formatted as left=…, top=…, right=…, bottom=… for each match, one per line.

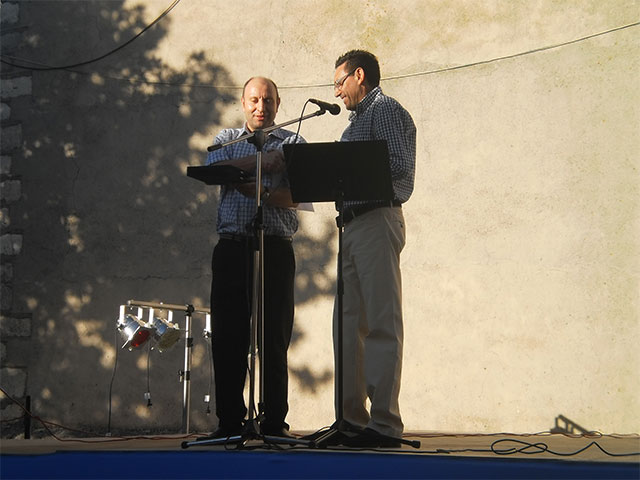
left=334, top=50, right=380, bottom=88
left=242, top=76, right=280, bottom=100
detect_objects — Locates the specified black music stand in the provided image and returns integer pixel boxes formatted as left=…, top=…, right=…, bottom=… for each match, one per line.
left=284, top=141, right=419, bottom=449
left=186, top=164, right=253, bottom=185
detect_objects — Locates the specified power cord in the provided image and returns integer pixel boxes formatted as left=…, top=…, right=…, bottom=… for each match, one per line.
left=106, top=324, right=120, bottom=434
left=0, top=385, right=195, bottom=443
left=490, top=437, right=640, bottom=458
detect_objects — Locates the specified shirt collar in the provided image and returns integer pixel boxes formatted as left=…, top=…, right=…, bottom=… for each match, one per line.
left=242, top=124, right=288, bottom=141
left=349, top=86, right=383, bottom=120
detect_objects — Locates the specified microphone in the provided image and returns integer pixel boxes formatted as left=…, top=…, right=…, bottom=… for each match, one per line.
left=309, top=98, right=341, bottom=115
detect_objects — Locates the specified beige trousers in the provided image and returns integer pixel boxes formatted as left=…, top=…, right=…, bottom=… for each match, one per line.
left=333, top=206, right=406, bottom=437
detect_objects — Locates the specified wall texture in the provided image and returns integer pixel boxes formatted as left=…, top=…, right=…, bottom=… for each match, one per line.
left=1, top=0, right=638, bottom=437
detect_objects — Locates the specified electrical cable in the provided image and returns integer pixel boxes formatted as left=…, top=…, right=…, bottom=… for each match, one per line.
left=490, top=438, right=640, bottom=458
left=0, top=0, right=181, bottom=71
left=106, top=324, right=120, bottom=435
left=380, top=20, right=640, bottom=84
left=0, top=385, right=196, bottom=443
left=145, top=341, right=153, bottom=407
left=1, top=20, right=637, bottom=92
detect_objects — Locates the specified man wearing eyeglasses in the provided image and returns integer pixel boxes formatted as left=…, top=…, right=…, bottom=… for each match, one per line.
left=331, top=50, right=416, bottom=448
left=205, top=76, right=304, bottom=440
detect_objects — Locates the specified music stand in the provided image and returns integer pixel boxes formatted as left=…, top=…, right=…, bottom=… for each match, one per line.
left=284, top=141, right=420, bottom=449
left=186, top=164, right=253, bottom=185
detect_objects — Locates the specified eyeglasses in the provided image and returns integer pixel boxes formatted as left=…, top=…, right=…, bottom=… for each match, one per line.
left=334, top=69, right=357, bottom=90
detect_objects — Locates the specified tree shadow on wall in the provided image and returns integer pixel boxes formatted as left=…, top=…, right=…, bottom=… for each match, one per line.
left=3, top=1, right=333, bottom=436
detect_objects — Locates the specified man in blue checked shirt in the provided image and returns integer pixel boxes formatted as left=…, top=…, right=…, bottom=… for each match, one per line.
left=205, top=76, right=304, bottom=439
left=331, top=50, right=417, bottom=448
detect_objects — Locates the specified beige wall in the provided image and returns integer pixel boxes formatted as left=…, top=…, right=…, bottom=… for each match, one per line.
left=1, top=0, right=638, bottom=436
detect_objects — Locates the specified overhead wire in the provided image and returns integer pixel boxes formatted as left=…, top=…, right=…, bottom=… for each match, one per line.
left=380, top=20, right=640, bottom=83
left=0, top=11, right=637, bottom=91
left=0, top=0, right=182, bottom=71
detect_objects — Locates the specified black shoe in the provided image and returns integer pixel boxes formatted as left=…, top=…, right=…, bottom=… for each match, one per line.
left=307, top=428, right=361, bottom=447
left=342, top=428, right=402, bottom=448
left=261, top=421, right=293, bottom=437
left=304, top=421, right=365, bottom=447
left=262, top=426, right=294, bottom=438
left=318, top=430, right=352, bottom=447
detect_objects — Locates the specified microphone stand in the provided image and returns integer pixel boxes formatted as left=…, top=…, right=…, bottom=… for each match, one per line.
left=183, top=107, right=329, bottom=449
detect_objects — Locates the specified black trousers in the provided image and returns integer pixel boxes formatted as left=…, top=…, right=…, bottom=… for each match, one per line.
left=210, top=236, right=295, bottom=431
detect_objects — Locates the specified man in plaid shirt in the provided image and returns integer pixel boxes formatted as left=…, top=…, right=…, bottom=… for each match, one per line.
left=205, top=77, right=304, bottom=439
left=331, top=50, right=417, bottom=448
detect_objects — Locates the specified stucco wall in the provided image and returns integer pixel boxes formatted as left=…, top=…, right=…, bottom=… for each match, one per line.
left=1, top=0, right=638, bottom=436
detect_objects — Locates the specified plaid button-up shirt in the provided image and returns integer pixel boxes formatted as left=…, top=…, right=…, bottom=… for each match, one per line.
left=341, top=86, right=416, bottom=207
left=206, top=126, right=305, bottom=237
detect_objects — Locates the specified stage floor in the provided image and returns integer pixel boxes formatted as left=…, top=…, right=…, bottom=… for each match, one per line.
left=1, top=431, right=639, bottom=479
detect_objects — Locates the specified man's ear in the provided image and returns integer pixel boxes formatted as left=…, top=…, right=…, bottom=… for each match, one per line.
left=355, top=67, right=366, bottom=87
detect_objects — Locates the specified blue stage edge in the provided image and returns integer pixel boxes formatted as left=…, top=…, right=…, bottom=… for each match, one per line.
left=2, top=450, right=639, bottom=479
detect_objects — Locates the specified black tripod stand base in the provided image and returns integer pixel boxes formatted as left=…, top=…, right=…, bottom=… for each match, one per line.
left=181, top=424, right=313, bottom=449
left=309, top=420, right=358, bottom=448
left=311, top=420, right=421, bottom=449
left=181, top=433, right=245, bottom=449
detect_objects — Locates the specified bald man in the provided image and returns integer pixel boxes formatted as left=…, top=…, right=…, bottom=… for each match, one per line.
left=205, top=77, right=304, bottom=439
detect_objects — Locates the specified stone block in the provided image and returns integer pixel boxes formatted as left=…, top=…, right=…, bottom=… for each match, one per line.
left=0, top=124, right=21, bottom=153
left=0, top=155, right=10, bottom=174
left=0, top=103, right=9, bottom=121
left=0, top=76, right=32, bottom=98
left=0, top=207, right=8, bottom=227
left=0, top=404, right=22, bottom=422
left=0, top=368, right=27, bottom=398
left=0, top=233, right=22, bottom=255
left=0, top=316, right=31, bottom=337
left=0, top=32, right=22, bottom=52
left=0, top=284, right=11, bottom=312
left=0, top=261, right=12, bottom=281
left=0, top=3, right=19, bottom=25
left=0, top=179, right=20, bottom=202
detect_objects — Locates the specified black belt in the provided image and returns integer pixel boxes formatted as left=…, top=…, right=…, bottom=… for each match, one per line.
left=218, top=233, right=292, bottom=242
left=340, top=200, right=402, bottom=226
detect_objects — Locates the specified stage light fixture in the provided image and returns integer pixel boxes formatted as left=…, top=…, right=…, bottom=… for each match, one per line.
left=148, top=308, right=181, bottom=353
left=117, top=300, right=211, bottom=434
left=117, top=307, right=153, bottom=350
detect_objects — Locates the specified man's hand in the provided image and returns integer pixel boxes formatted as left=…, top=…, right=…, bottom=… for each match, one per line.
left=262, top=150, right=285, bottom=173
left=233, top=182, right=296, bottom=208
left=234, top=182, right=261, bottom=198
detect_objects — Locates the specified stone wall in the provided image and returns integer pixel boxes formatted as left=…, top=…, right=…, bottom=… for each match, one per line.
left=1, top=0, right=32, bottom=429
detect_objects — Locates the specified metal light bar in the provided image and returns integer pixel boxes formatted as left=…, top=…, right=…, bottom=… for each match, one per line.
left=127, top=299, right=210, bottom=315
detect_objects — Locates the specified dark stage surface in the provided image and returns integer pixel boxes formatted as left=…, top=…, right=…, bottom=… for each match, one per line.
left=1, top=432, right=639, bottom=479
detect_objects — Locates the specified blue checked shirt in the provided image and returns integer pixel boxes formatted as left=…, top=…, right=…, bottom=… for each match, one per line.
left=206, top=126, right=305, bottom=237
left=341, top=86, right=416, bottom=207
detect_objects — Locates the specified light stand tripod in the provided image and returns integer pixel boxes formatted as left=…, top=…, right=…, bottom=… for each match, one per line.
left=284, top=140, right=421, bottom=449
left=123, top=299, right=210, bottom=434
left=182, top=108, right=330, bottom=449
